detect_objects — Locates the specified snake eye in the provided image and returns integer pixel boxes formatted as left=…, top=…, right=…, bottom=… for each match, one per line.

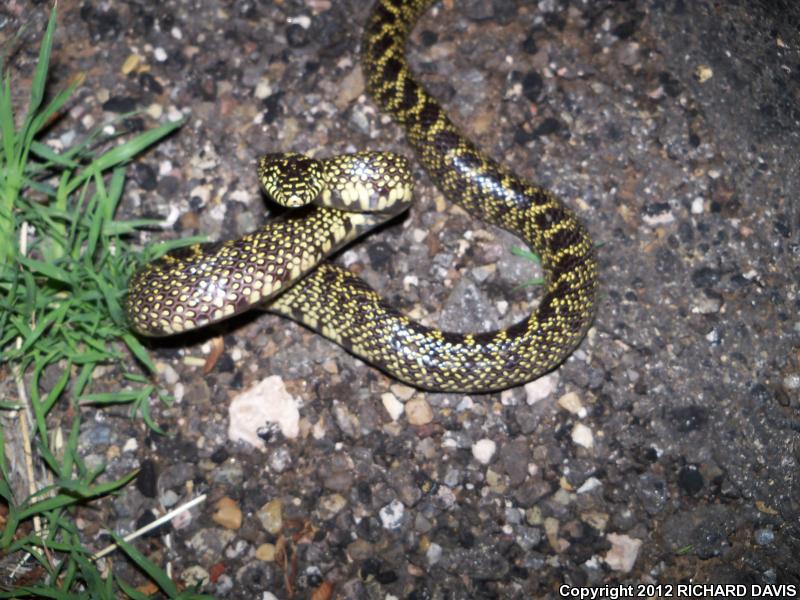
left=258, top=153, right=324, bottom=207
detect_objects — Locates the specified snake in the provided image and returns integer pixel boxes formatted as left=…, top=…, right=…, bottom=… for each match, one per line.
left=126, top=0, right=599, bottom=393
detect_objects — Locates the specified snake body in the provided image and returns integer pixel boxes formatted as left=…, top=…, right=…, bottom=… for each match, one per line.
left=127, top=0, right=598, bottom=392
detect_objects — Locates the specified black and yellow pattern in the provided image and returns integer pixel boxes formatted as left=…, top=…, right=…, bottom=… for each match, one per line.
left=127, top=0, right=598, bottom=392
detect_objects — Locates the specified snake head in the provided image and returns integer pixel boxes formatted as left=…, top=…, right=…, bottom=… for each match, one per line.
left=258, top=152, right=325, bottom=208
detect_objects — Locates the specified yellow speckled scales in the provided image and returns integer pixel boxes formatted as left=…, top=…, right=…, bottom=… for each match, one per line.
left=126, top=0, right=598, bottom=392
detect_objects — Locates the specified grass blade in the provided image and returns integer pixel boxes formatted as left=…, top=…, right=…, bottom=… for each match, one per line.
left=18, top=256, right=72, bottom=285
left=92, top=118, right=183, bottom=172
left=27, top=6, right=58, bottom=118
left=112, top=535, right=179, bottom=598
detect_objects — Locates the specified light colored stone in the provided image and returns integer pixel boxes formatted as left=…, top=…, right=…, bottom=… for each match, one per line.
left=557, top=391, right=584, bottom=415
left=181, top=565, right=209, bottom=588
left=257, top=499, right=283, bottom=535
left=405, top=397, right=433, bottom=426
left=577, top=477, right=602, bottom=493
left=382, top=392, right=405, bottom=421
left=379, top=499, right=405, bottom=530
left=228, top=376, right=300, bottom=447
left=212, top=497, right=242, bottom=530
left=544, top=517, right=568, bottom=552
left=604, top=533, right=642, bottom=572
left=472, top=438, right=496, bottom=464
left=426, top=542, right=443, bottom=565
left=524, top=373, right=558, bottom=404
left=581, top=511, right=609, bottom=532
left=390, top=383, right=415, bottom=400
left=318, top=494, right=347, bottom=519
left=571, top=423, right=594, bottom=448
left=255, top=79, right=272, bottom=99
left=255, top=543, right=276, bottom=562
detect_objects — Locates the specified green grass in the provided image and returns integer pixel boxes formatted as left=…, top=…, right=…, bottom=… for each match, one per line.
left=511, top=246, right=545, bottom=288
left=0, top=8, right=210, bottom=597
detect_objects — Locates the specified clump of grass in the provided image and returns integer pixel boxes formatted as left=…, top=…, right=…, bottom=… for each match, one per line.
left=0, top=8, right=208, bottom=597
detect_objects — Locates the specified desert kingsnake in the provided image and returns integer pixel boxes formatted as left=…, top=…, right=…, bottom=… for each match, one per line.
left=126, top=0, right=599, bottom=392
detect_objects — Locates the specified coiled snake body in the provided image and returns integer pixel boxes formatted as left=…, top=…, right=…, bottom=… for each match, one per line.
left=127, top=0, right=598, bottom=392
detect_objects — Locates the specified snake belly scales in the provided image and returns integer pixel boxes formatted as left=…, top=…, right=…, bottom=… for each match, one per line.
left=126, top=0, right=599, bottom=393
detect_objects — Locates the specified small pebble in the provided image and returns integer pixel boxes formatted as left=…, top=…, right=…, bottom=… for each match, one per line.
left=426, top=542, right=443, bottom=565
left=257, top=499, right=283, bottom=535
left=256, top=543, right=276, bottom=561
left=318, top=494, right=348, bottom=519
left=382, top=392, right=405, bottom=421
left=228, top=376, right=300, bottom=445
left=212, top=497, right=242, bottom=530
left=694, top=64, right=713, bottom=82
left=604, top=533, right=642, bottom=572
left=121, top=54, right=143, bottom=75
left=160, top=489, right=179, bottom=508
left=255, top=79, right=273, bottom=99
left=472, top=438, right=497, bottom=464
left=571, top=423, right=594, bottom=448
left=405, top=397, right=433, bottom=425
left=783, top=374, right=800, bottom=390
left=557, top=391, right=585, bottom=416
left=577, top=477, right=602, bottom=494
left=379, top=499, right=405, bottom=530
left=754, top=528, right=774, bottom=545
left=525, top=373, right=558, bottom=404
left=390, top=383, right=415, bottom=400
left=456, top=396, right=474, bottom=412
left=269, top=447, right=292, bottom=473
left=181, top=566, right=210, bottom=588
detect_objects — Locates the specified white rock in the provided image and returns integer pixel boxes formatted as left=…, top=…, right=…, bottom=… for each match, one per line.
left=604, top=533, right=642, bottom=572
left=228, top=376, right=300, bottom=447
left=255, top=79, right=273, bottom=99
left=379, top=499, right=405, bottom=530
left=524, top=373, right=558, bottom=404
left=571, top=423, right=594, bottom=448
left=472, top=439, right=497, bottom=464
left=426, top=542, right=443, bottom=565
left=382, top=392, right=405, bottom=421
left=181, top=566, right=209, bottom=588
left=456, top=396, right=474, bottom=412
left=577, top=477, right=602, bottom=494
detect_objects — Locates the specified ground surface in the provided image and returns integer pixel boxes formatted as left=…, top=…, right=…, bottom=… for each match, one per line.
left=3, top=0, right=799, bottom=597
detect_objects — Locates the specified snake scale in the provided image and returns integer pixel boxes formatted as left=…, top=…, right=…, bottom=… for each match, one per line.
left=126, top=0, right=599, bottom=393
